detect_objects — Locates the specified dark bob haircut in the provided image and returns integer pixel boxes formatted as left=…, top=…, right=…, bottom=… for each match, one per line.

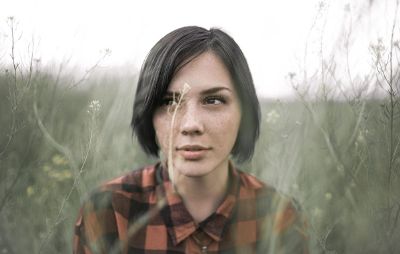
left=131, top=26, right=260, bottom=162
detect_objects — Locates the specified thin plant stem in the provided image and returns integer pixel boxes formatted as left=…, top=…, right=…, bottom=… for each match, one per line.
left=167, top=83, right=191, bottom=186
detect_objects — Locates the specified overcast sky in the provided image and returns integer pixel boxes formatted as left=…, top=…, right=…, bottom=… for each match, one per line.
left=0, top=0, right=395, bottom=98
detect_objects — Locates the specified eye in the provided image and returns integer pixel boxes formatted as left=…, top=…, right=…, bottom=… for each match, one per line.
left=160, top=97, right=175, bottom=106
left=203, top=95, right=226, bottom=105
left=160, top=94, right=180, bottom=106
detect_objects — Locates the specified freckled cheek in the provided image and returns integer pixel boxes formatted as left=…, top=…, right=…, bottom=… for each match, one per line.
left=209, top=114, right=241, bottom=146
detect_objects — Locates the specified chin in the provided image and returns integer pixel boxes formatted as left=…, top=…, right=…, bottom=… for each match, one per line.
left=177, top=170, right=208, bottom=178
left=174, top=159, right=214, bottom=178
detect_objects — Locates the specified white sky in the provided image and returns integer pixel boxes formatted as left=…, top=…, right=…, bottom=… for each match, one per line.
left=0, top=0, right=396, bottom=98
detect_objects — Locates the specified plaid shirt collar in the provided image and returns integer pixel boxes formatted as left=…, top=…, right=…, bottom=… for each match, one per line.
left=154, top=162, right=240, bottom=246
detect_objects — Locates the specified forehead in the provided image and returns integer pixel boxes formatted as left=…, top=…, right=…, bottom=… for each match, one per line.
left=168, top=51, right=235, bottom=93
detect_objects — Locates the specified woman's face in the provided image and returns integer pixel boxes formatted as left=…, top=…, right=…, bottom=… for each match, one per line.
left=152, top=51, right=241, bottom=178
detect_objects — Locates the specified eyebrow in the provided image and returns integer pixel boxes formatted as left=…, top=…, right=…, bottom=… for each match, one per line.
left=200, top=87, right=232, bottom=95
left=164, top=86, right=232, bottom=96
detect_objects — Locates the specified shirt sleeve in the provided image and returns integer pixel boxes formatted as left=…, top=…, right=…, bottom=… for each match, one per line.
left=73, top=191, right=120, bottom=254
left=274, top=199, right=309, bottom=254
left=257, top=195, right=309, bottom=254
left=73, top=209, right=94, bottom=254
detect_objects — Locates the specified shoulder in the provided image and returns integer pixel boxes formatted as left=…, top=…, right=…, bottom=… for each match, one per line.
left=236, top=169, right=278, bottom=199
left=80, top=164, right=159, bottom=213
left=235, top=170, right=309, bottom=251
left=99, top=164, right=158, bottom=193
left=236, top=169, right=303, bottom=220
left=73, top=166, right=159, bottom=253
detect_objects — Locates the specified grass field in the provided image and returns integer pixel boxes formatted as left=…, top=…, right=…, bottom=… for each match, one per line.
left=1, top=8, right=400, bottom=252
left=0, top=67, right=399, bottom=253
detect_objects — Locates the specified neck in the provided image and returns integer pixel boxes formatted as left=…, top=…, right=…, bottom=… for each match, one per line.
left=174, top=160, right=230, bottom=222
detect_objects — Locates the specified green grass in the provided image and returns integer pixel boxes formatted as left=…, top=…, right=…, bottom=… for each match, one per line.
left=0, top=68, right=399, bottom=253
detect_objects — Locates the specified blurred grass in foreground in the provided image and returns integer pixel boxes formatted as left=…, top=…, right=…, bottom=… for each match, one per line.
left=1, top=3, right=400, bottom=252
left=0, top=67, right=399, bottom=253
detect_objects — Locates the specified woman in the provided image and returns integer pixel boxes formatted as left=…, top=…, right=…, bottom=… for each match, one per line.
left=74, top=26, right=308, bottom=254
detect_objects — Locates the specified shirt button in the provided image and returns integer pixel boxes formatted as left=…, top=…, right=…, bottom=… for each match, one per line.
left=201, top=245, right=207, bottom=253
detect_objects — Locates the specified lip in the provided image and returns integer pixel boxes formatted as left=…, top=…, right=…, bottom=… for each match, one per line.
left=176, top=145, right=211, bottom=160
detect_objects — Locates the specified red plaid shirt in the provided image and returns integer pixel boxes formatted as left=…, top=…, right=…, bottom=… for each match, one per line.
left=73, top=163, right=308, bottom=253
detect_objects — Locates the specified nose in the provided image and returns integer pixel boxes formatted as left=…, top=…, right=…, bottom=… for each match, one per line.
left=178, top=102, right=204, bottom=136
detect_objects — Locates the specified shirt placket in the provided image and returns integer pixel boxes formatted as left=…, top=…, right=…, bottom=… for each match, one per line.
left=190, top=230, right=214, bottom=254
